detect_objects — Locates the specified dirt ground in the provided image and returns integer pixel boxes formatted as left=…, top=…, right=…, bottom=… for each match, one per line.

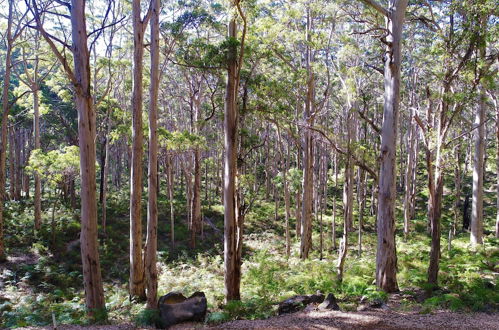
left=14, top=309, right=499, bottom=330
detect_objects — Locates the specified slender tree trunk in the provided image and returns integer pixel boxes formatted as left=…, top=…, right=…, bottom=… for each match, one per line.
left=167, top=154, right=175, bottom=246
left=300, top=6, right=314, bottom=259
left=144, top=0, right=160, bottom=309
left=332, top=154, right=338, bottom=251
left=375, top=0, right=408, bottom=293
left=495, top=95, right=499, bottom=238
left=337, top=164, right=351, bottom=282
left=470, top=81, right=486, bottom=247
left=8, top=127, right=15, bottom=201
left=14, top=128, right=22, bottom=200
left=404, top=108, right=416, bottom=239
left=358, top=168, right=365, bottom=256
left=129, top=0, right=147, bottom=300
left=191, top=79, right=203, bottom=248
left=0, top=0, right=14, bottom=262
left=33, top=82, right=42, bottom=230
left=453, top=145, right=462, bottom=236
left=101, top=107, right=112, bottom=234
left=56, top=0, right=107, bottom=316
left=224, top=15, right=240, bottom=302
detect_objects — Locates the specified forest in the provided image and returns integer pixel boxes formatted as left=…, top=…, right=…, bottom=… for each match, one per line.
left=0, top=0, right=498, bottom=328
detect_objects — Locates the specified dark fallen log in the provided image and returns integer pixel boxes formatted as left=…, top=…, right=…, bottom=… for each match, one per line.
left=158, top=291, right=207, bottom=328
left=278, top=292, right=325, bottom=315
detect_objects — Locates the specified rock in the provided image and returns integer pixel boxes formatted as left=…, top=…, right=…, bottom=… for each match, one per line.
left=318, top=293, right=340, bottom=311
left=368, top=298, right=385, bottom=308
left=357, top=304, right=369, bottom=312
left=158, top=291, right=207, bottom=328
left=278, top=292, right=325, bottom=315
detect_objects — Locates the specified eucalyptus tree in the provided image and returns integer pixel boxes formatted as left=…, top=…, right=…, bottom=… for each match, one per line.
left=0, top=0, right=28, bottom=262
left=28, top=0, right=109, bottom=318
left=144, top=0, right=160, bottom=309
left=18, top=30, right=57, bottom=231
left=356, top=0, right=409, bottom=292
left=129, top=0, right=152, bottom=301
left=410, top=0, right=494, bottom=285
left=224, top=0, right=246, bottom=302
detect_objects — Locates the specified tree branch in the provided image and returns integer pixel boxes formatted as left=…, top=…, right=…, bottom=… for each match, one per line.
left=357, top=0, right=388, bottom=17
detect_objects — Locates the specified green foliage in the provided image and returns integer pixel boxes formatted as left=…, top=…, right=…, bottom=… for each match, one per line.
left=27, top=146, right=80, bottom=187
left=134, top=308, right=162, bottom=327
left=159, top=129, right=206, bottom=151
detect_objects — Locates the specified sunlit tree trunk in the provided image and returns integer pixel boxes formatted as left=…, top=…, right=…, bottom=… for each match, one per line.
left=224, top=14, right=240, bottom=302
left=191, top=78, right=203, bottom=249
left=300, top=6, right=314, bottom=259
left=166, top=154, right=175, bottom=246
left=129, top=0, right=147, bottom=300
left=144, top=0, right=160, bottom=309
left=0, top=0, right=14, bottom=262
left=372, top=0, right=408, bottom=293
left=33, top=77, right=42, bottom=230
left=470, top=57, right=486, bottom=247
left=494, top=95, right=499, bottom=238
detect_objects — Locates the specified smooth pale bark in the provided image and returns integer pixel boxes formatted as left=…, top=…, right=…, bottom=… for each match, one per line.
left=101, top=107, right=112, bottom=234
left=453, top=146, right=462, bottom=236
left=30, top=0, right=109, bottom=315
left=332, top=154, right=338, bottom=251
left=495, top=95, right=499, bottom=238
left=129, top=0, right=147, bottom=300
left=470, top=83, right=486, bottom=247
left=404, top=108, right=417, bottom=239
left=191, top=79, right=203, bottom=248
left=33, top=78, right=42, bottom=230
left=337, top=164, right=351, bottom=282
left=71, top=0, right=106, bottom=315
left=144, top=0, right=160, bottom=309
left=167, top=154, right=175, bottom=246
left=14, top=129, right=22, bottom=200
left=358, top=168, right=366, bottom=256
left=224, top=17, right=240, bottom=302
left=9, top=127, right=15, bottom=200
left=277, top=127, right=291, bottom=256
left=300, top=7, right=314, bottom=259
left=372, top=0, right=408, bottom=293
left=0, top=0, right=14, bottom=263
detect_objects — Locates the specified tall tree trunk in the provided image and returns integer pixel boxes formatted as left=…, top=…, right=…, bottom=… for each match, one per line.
left=33, top=80, right=42, bottom=230
left=374, top=0, right=408, bottom=293
left=332, top=154, right=338, bottom=251
left=494, top=95, right=499, bottom=238
left=144, top=0, right=160, bottom=309
left=404, top=107, right=416, bottom=239
left=8, top=127, right=15, bottom=201
left=453, top=145, right=462, bottom=236
left=167, top=154, right=175, bottom=246
left=191, top=80, right=203, bottom=249
left=129, top=0, right=147, bottom=300
left=224, top=14, right=240, bottom=302
left=0, top=0, right=14, bottom=262
left=14, top=128, right=22, bottom=200
left=300, top=6, right=314, bottom=260
left=337, top=163, right=351, bottom=282
left=101, top=107, right=112, bottom=234
left=470, top=71, right=486, bottom=247
left=54, top=0, right=107, bottom=316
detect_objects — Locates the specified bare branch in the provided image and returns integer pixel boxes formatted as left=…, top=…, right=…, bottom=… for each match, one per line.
left=357, top=0, right=388, bottom=17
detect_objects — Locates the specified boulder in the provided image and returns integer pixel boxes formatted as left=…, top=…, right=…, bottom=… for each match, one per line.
left=158, top=291, right=207, bottom=328
left=318, top=293, right=340, bottom=311
left=278, top=292, right=325, bottom=315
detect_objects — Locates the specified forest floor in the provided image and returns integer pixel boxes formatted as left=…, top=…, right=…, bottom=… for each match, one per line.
left=1, top=191, right=498, bottom=329
left=14, top=309, right=499, bottom=329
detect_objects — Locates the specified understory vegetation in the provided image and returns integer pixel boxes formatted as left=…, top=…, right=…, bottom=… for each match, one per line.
left=1, top=184, right=497, bottom=327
